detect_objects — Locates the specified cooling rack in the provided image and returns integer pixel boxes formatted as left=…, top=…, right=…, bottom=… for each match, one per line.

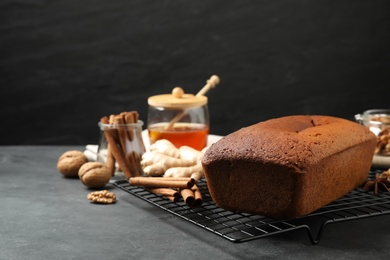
left=113, top=169, right=390, bottom=244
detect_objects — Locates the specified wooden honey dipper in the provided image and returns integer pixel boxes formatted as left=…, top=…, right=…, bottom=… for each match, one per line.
left=195, top=75, right=220, bottom=97
left=166, top=75, right=220, bottom=130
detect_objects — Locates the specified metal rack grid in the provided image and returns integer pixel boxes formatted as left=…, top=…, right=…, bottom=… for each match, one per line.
left=113, top=169, right=390, bottom=244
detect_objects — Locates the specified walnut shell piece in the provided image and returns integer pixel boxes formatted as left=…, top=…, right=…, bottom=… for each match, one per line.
left=78, top=162, right=111, bottom=189
left=87, top=190, right=116, bottom=204
left=57, top=150, right=88, bottom=177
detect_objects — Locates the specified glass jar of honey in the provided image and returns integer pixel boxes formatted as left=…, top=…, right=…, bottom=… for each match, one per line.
left=147, top=87, right=210, bottom=150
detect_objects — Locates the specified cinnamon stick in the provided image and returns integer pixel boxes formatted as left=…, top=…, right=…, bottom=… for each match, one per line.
left=166, top=195, right=181, bottom=202
left=113, top=115, right=128, bottom=154
left=191, top=184, right=203, bottom=206
left=159, top=177, right=196, bottom=186
left=106, top=143, right=116, bottom=176
left=122, top=111, right=143, bottom=176
left=129, top=177, right=194, bottom=189
left=122, top=111, right=139, bottom=141
left=146, top=187, right=180, bottom=198
left=180, top=188, right=195, bottom=206
left=128, top=151, right=143, bottom=177
left=108, top=115, right=119, bottom=143
left=145, top=177, right=195, bottom=185
left=100, top=116, right=116, bottom=176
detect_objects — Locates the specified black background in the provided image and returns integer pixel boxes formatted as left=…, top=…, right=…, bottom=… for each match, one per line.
left=1, top=0, right=389, bottom=145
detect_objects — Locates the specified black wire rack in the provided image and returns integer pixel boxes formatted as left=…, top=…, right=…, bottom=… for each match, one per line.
left=113, top=169, right=390, bottom=244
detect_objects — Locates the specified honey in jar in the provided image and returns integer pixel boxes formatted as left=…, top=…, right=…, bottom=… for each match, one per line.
left=148, top=122, right=209, bottom=150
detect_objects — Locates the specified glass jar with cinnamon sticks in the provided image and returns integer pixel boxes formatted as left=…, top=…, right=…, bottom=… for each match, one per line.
left=97, top=111, right=146, bottom=179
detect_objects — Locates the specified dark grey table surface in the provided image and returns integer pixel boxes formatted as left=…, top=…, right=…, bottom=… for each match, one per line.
left=1, top=146, right=390, bottom=260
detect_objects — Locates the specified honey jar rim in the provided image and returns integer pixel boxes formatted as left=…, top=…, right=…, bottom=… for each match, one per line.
left=148, top=93, right=208, bottom=109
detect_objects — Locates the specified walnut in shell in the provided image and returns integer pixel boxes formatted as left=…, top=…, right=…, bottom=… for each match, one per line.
left=78, top=162, right=111, bottom=189
left=57, top=150, right=88, bottom=177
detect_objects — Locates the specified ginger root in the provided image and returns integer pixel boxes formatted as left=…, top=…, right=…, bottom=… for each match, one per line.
left=164, top=162, right=204, bottom=180
left=141, top=139, right=208, bottom=179
left=179, top=146, right=203, bottom=165
left=149, top=139, right=180, bottom=158
left=141, top=151, right=193, bottom=176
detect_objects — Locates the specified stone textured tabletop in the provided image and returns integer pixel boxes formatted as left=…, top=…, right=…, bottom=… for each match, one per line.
left=1, top=146, right=390, bottom=260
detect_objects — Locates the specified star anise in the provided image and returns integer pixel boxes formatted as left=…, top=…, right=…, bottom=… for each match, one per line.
left=361, top=170, right=390, bottom=195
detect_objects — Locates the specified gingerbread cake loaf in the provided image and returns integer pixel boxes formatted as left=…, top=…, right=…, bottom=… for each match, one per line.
left=202, top=115, right=376, bottom=219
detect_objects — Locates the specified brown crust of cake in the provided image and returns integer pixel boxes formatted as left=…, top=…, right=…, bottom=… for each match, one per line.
left=202, top=115, right=377, bottom=219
